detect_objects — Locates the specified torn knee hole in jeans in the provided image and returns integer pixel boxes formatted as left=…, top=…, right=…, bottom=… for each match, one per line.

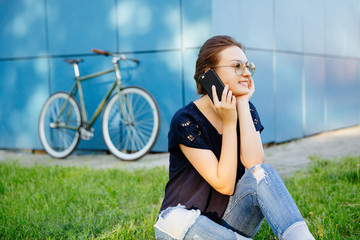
left=154, top=205, right=200, bottom=240
left=253, top=165, right=266, bottom=184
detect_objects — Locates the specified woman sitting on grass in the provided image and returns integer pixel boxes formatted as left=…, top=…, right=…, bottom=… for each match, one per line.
left=154, top=35, right=315, bottom=240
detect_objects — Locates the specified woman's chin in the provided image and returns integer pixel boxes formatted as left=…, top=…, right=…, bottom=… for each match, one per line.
left=233, top=89, right=250, bottom=97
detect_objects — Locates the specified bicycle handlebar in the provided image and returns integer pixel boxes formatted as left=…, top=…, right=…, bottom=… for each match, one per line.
left=92, top=48, right=111, bottom=56
left=92, top=48, right=139, bottom=64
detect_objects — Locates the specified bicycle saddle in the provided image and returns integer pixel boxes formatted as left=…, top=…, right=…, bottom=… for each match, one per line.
left=64, top=59, right=83, bottom=64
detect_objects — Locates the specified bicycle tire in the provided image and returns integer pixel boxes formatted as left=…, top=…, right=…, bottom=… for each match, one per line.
left=102, top=87, right=160, bottom=161
left=38, top=92, right=81, bottom=158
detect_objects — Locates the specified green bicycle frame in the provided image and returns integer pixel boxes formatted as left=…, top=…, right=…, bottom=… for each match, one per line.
left=55, top=63, right=125, bottom=131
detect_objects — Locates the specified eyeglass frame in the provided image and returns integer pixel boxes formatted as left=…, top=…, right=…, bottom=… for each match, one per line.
left=213, top=61, right=256, bottom=76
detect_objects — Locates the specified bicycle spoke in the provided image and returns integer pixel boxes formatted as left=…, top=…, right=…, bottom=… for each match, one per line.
left=132, top=109, right=152, bottom=122
left=123, top=127, right=131, bottom=152
left=133, top=97, right=148, bottom=116
left=132, top=127, right=146, bottom=148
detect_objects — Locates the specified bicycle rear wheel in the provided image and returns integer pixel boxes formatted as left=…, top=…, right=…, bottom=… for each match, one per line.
left=102, top=87, right=160, bottom=161
left=38, top=92, right=81, bottom=158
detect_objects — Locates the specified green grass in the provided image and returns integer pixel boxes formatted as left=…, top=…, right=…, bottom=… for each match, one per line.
left=0, top=163, right=167, bottom=239
left=255, top=155, right=360, bottom=239
left=0, top=155, right=359, bottom=239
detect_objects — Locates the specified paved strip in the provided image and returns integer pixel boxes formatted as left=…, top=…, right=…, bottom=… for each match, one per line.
left=264, top=125, right=360, bottom=176
left=1, top=125, right=359, bottom=176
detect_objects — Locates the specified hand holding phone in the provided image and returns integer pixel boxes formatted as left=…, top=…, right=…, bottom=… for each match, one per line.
left=209, top=75, right=237, bottom=125
left=198, top=69, right=224, bottom=103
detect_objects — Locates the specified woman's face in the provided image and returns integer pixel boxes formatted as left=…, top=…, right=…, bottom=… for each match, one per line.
left=214, top=46, right=252, bottom=97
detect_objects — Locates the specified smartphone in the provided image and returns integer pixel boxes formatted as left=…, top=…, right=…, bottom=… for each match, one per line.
left=198, top=69, right=224, bottom=103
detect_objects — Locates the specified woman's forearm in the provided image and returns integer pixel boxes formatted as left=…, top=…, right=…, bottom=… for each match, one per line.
left=237, top=99, right=264, bottom=169
left=217, top=123, right=238, bottom=194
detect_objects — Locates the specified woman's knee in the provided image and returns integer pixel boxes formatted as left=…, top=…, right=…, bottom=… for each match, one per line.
left=154, top=205, right=201, bottom=239
left=259, top=163, right=277, bottom=174
left=249, top=163, right=283, bottom=185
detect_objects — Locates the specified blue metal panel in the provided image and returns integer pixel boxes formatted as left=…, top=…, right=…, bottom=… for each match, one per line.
left=212, top=0, right=274, bottom=50
left=342, top=0, right=360, bottom=58
left=0, top=59, right=49, bottom=149
left=325, top=58, right=343, bottom=130
left=235, top=0, right=274, bottom=50
left=303, top=0, right=326, bottom=54
left=182, top=0, right=212, bottom=48
left=46, top=0, right=117, bottom=55
left=275, top=53, right=303, bottom=142
left=275, top=0, right=302, bottom=52
left=0, top=1, right=47, bottom=58
left=183, top=49, right=200, bottom=104
left=341, top=58, right=359, bottom=126
left=246, top=50, right=275, bottom=143
left=304, top=55, right=326, bottom=135
left=325, top=58, right=359, bottom=130
left=325, top=0, right=346, bottom=57
left=115, top=0, right=181, bottom=52
left=212, top=0, right=241, bottom=38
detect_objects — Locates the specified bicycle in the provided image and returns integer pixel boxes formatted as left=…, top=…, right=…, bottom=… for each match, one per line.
left=38, top=49, right=160, bottom=161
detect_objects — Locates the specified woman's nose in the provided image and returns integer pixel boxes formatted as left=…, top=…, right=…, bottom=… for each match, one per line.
left=242, top=67, right=251, bottom=77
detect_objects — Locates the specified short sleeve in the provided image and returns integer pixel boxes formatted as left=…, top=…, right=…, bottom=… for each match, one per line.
left=168, top=113, right=209, bottom=152
left=249, top=101, right=264, bottom=133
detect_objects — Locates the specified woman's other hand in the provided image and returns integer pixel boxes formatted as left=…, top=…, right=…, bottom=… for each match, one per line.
left=236, top=77, right=255, bottom=103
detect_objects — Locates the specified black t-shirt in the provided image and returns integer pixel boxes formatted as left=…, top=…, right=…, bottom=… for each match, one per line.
left=160, top=101, right=264, bottom=222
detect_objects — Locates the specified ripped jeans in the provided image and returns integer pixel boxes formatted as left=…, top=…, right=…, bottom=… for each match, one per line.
left=155, top=163, right=315, bottom=240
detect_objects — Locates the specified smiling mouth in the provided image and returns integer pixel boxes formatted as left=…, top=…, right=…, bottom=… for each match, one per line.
left=238, top=81, right=249, bottom=87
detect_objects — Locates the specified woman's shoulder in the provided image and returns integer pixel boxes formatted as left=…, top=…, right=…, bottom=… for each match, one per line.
left=249, top=101, right=257, bottom=111
left=168, top=102, right=210, bottom=151
left=171, top=102, right=199, bottom=125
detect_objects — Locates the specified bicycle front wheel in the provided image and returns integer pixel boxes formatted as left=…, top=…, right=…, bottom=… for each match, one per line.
left=102, top=87, right=160, bottom=161
left=38, top=92, right=81, bottom=158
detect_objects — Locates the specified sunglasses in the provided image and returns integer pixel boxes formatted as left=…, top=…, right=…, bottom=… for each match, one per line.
left=213, top=61, right=256, bottom=76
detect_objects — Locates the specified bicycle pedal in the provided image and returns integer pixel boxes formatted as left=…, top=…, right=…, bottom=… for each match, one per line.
left=80, top=127, right=94, bottom=140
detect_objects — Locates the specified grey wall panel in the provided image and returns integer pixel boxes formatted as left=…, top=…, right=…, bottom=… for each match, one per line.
left=325, top=58, right=359, bottom=130
left=246, top=50, right=275, bottom=143
left=275, top=0, right=302, bottom=52
left=275, top=53, right=303, bottom=142
left=304, top=55, right=326, bottom=135
left=303, top=0, right=326, bottom=55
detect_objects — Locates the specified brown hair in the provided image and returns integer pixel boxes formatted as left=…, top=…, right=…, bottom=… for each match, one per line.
left=194, top=35, right=244, bottom=95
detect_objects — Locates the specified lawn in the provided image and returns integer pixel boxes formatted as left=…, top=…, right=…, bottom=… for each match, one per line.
left=0, top=155, right=359, bottom=239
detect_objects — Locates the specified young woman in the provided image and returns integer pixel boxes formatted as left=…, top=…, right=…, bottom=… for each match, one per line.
left=154, top=35, right=315, bottom=240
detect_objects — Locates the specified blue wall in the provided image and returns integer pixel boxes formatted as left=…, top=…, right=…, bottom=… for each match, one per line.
left=213, top=0, right=360, bottom=143
left=0, top=0, right=211, bottom=151
left=0, top=0, right=359, bottom=153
